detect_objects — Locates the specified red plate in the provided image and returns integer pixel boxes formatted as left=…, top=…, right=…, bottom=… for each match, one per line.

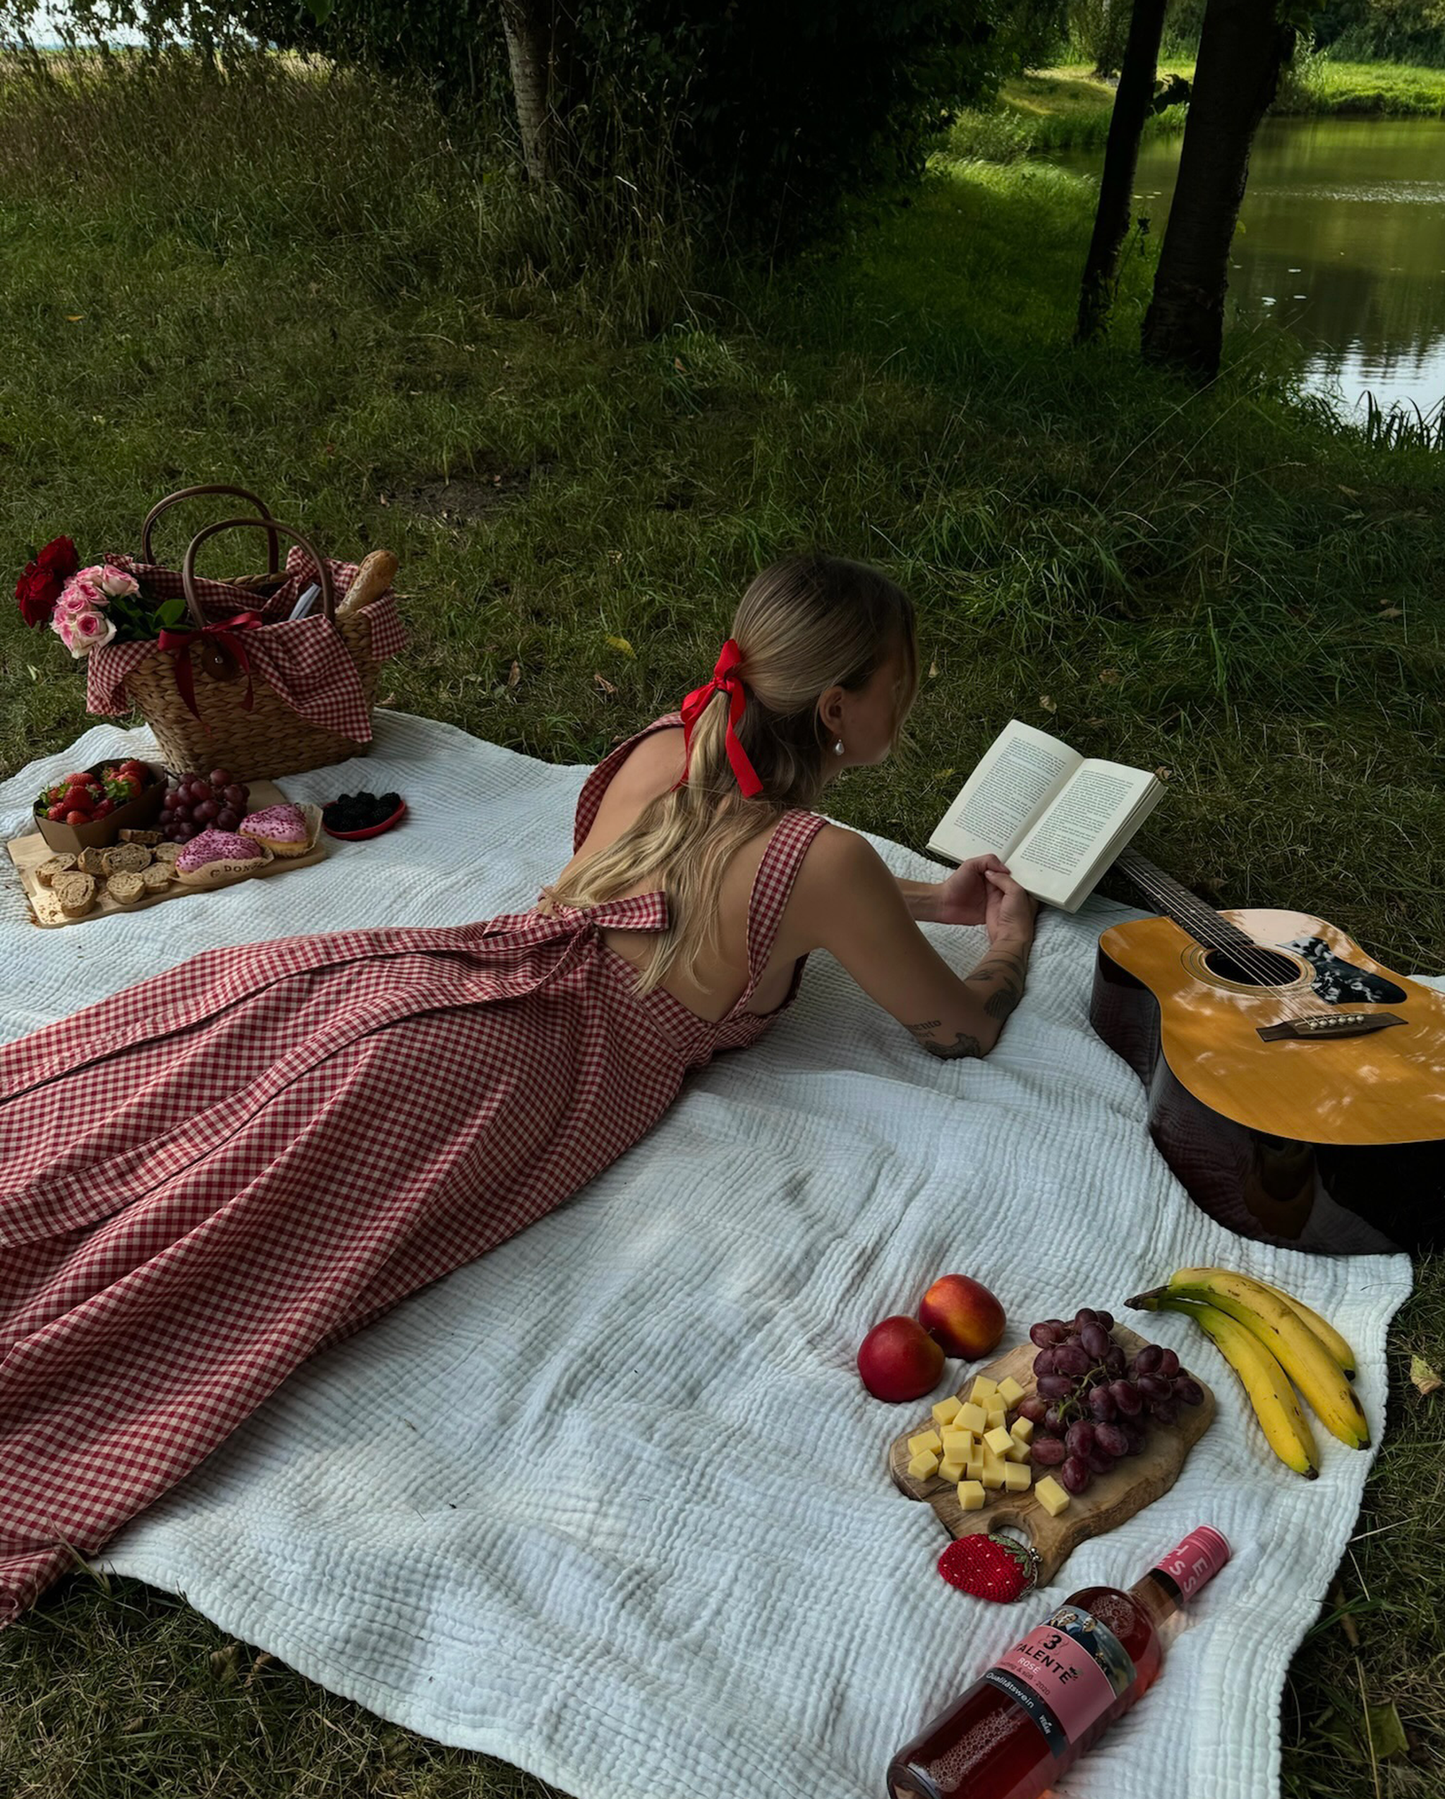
left=323, top=798, right=407, bottom=841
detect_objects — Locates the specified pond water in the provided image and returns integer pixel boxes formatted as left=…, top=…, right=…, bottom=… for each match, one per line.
left=1056, top=115, right=1445, bottom=420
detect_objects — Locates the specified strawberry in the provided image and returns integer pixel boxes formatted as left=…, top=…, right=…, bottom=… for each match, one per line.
left=62, top=770, right=91, bottom=786
left=65, top=809, right=89, bottom=826
left=93, top=798, right=115, bottom=818
left=46, top=804, right=68, bottom=822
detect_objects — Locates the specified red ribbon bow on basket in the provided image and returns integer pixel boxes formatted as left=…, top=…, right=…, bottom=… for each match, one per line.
left=157, top=611, right=266, bottom=728
left=677, top=638, right=764, bottom=799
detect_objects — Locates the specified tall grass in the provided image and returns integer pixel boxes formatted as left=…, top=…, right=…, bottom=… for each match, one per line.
left=957, top=56, right=1445, bottom=159
left=0, top=46, right=1443, bottom=1799
left=0, top=46, right=698, bottom=338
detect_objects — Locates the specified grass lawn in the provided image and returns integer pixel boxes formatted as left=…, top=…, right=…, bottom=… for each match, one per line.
left=1, top=47, right=1443, bottom=1799
left=952, top=56, right=1445, bottom=157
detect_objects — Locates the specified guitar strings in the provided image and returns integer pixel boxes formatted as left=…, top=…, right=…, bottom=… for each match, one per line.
left=1117, top=852, right=1317, bottom=1016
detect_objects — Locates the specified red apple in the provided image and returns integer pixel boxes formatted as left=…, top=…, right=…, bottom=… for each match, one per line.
left=918, top=1274, right=1006, bottom=1360
left=857, top=1314, right=945, bottom=1402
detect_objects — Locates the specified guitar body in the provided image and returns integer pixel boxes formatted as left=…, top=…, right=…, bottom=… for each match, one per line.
left=1092, top=907, right=1445, bottom=1253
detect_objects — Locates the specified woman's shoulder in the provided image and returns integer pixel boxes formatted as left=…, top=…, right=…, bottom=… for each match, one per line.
left=768, top=820, right=895, bottom=959
left=607, top=720, right=686, bottom=796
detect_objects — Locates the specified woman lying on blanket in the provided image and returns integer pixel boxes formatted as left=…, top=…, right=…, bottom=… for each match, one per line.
left=0, top=552, right=1037, bottom=1624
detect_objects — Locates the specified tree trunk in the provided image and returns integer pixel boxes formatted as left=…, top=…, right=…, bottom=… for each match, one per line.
left=1075, top=0, right=1170, bottom=346
left=1140, top=0, right=1295, bottom=379
left=497, top=0, right=581, bottom=186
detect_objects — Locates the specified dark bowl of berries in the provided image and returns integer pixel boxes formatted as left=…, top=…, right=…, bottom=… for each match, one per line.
left=322, top=790, right=406, bottom=841
left=34, top=757, right=165, bottom=853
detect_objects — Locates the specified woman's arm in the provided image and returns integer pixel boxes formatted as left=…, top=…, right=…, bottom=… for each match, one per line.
left=897, top=855, right=1006, bottom=926
left=788, top=829, right=1037, bottom=1059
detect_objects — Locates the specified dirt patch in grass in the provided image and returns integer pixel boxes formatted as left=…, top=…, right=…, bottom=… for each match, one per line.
left=380, top=461, right=533, bottom=526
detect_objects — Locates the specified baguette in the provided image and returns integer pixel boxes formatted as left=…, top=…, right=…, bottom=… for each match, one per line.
left=53, top=871, right=96, bottom=917
left=36, top=853, right=77, bottom=886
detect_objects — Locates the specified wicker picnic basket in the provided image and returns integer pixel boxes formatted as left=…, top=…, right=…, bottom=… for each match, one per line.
left=94, top=485, right=404, bottom=782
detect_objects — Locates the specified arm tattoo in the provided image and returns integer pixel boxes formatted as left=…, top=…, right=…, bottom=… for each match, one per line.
left=908, top=1022, right=984, bottom=1060
left=966, top=950, right=1027, bottom=1022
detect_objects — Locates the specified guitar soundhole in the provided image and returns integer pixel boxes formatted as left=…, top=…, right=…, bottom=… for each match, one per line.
left=1202, top=947, right=1301, bottom=989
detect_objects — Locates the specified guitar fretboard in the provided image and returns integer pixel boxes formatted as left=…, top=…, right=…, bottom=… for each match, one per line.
left=1114, top=849, right=1256, bottom=955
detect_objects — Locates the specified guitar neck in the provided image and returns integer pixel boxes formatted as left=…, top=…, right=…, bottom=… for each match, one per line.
left=1114, top=848, right=1254, bottom=952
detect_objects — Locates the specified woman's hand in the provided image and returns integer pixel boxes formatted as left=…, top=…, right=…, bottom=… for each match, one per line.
left=983, top=866, right=1038, bottom=944
left=931, top=855, right=1008, bottom=927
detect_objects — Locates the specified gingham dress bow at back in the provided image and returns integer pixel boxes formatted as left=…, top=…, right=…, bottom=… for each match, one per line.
left=0, top=714, right=827, bottom=1626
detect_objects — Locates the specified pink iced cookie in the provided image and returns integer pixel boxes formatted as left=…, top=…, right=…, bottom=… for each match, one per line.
left=175, top=828, right=268, bottom=877
left=239, top=802, right=310, bottom=857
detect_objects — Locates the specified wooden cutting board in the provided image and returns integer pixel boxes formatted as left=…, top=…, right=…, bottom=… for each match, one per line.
left=7, top=780, right=327, bottom=928
left=888, top=1325, right=1214, bottom=1585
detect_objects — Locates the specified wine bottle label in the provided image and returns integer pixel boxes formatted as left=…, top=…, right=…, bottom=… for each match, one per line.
left=981, top=1605, right=1136, bottom=1754
left=1153, top=1526, right=1230, bottom=1601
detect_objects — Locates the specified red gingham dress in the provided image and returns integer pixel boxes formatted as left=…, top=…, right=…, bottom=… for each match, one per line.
left=0, top=716, right=826, bottom=1625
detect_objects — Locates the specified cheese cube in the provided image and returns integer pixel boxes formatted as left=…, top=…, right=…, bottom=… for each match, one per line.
left=979, top=1449, right=1006, bottom=1490
left=966, top=1452, right=985, bottom=1482
left=986, top=1407, right=1006, bottom=1432
left=984, top=1425, right=1014, bottom=1456
left=938, top=1455, right=966, bottom=1483
left=969, top=1376, right=999, bottom=1408
left=1035, top=1475, right=1070, bottom=1517
left=941, top=1427, right=974, bottom=1457
left=997, top=1375, right=1025, bottom=1408
left=907, top=1450, right=941, bottom=1480
left=956, top=1402, right=989, bottom=1435
left=1003, top=1462, right=1032, bottom=1492
left=908, top=1429, right=944, bottom=1458
left=932, top=1396, right=963, bottom=1428
left=1010, top=1417, right=1035, bottom=1446
left=956, top=1480, right=986, bottom=1512
left=1004, top=1439, right=1030, bottom=1463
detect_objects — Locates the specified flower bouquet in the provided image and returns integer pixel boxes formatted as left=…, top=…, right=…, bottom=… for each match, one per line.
left=15, top=535, right=190, bottom=656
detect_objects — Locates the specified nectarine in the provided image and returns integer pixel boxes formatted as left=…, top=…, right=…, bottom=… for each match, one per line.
left=857, top=1315, right=945, bottom=1402
left=919, top=1274, right=1005, bottom=1360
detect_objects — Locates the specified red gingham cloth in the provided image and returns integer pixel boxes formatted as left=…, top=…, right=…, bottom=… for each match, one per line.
left=0, top=716, right=825, bottom=1625
left=84, top=546, right=407, bottom=742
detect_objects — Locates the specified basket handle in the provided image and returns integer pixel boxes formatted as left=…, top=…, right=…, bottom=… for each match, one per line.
left=142, top=485, right=281, bottom=573
left=181, top=516, right=336, bottom=628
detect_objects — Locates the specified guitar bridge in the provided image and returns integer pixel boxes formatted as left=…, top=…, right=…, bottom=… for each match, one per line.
left=1256, top=1011, right=1405, bottom=1042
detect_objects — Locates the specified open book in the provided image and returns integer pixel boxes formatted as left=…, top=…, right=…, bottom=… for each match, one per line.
left=927, top=720, right=1165, bottom=912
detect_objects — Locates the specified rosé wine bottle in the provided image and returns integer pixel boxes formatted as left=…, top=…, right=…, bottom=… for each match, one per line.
left=885, top=1526, right=1230, bottom=1799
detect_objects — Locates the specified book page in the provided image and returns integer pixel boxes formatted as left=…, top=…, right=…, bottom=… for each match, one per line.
left=926, top=721, right=1081, bottom=863
left=1010, top=760, right=1159, bottom=908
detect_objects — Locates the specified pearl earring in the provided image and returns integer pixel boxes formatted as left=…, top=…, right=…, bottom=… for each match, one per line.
left=834, top=739, right=845, bottom=756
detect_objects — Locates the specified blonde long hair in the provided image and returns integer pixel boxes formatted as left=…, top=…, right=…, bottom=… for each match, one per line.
left=547, top=554, right=918, bottom=991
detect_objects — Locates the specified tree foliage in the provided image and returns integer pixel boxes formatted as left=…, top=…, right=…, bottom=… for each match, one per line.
left=2, top=0, right=1069, bottom=245
left=1312, top=0, right=1445, bottom=61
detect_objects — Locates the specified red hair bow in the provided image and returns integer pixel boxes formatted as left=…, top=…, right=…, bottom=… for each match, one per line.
left=677, top=638, right=764, bottom=798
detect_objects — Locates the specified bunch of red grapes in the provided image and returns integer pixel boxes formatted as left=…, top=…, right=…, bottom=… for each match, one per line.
left=1015, top=1309, right=1204, bottom=1496
left=159, top=767, right=251, bottom=843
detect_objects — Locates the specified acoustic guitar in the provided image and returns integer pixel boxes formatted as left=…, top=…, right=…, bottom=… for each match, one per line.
left=1089, top=850, right=1445, bottom=1255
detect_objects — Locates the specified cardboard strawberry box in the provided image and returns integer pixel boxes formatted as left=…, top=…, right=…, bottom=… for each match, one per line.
left=33, top=758, right=166, bottom=854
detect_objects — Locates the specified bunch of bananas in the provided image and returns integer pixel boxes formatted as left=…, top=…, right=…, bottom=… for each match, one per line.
left=1125, top=1266, right=1366, bottom=1479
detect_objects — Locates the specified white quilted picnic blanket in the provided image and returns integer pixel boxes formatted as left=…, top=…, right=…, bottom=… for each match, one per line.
left=1, top=711, right=1415, bottom=1799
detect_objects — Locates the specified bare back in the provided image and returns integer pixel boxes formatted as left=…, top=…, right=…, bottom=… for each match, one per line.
left=552, top=726, right=809, bottom=1021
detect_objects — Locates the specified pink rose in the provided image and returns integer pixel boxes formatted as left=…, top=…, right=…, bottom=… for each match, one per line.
left=55, top=604, right=116, bottom=657
left=98, top=566, right=139, bottom=600
left=57, top=574, right=106, bottom=612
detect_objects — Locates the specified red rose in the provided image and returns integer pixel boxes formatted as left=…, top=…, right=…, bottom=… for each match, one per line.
left=15, top=536, right=80, bottom=627
left=15, top=562, right=62, bottom=628
left=37, top=536, right=79, bottom=578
